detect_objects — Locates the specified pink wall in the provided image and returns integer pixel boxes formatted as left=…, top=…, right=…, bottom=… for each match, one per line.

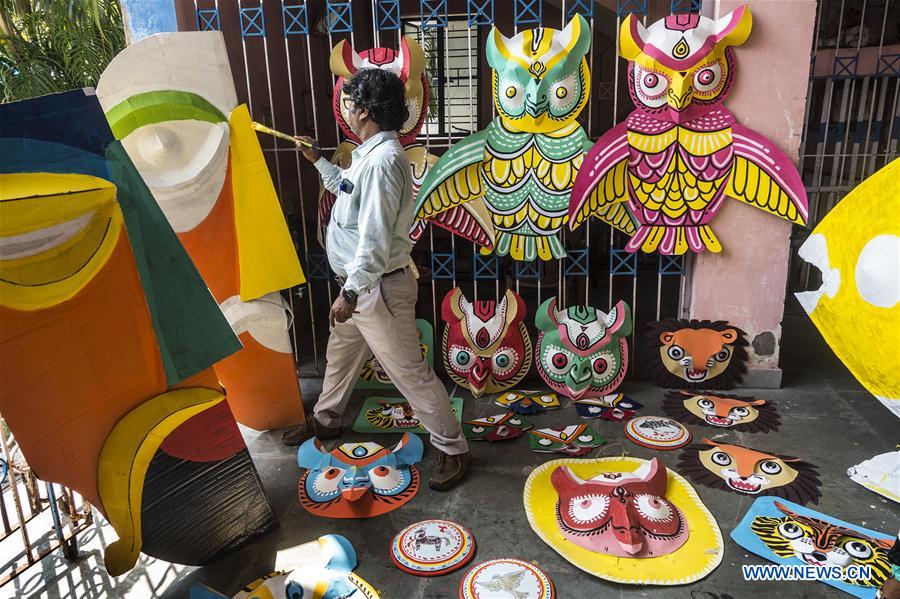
left=685, top=0, right=817, bottom=384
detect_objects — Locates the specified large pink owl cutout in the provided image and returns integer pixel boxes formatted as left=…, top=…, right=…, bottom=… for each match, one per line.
left=441, top=288, right=532, bottom=398
left=317, top=37, right=494, bottom=250
left=569, top=6, right=808, bottom=255
left=550, top=457, right=689, bottom=557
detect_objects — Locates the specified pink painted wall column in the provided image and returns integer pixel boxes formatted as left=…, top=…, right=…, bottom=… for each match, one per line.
left=684, top=0, right=817, bottom=387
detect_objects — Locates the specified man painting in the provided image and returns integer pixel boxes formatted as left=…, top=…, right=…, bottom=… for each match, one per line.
left=285, top=68, right=471, bottom=491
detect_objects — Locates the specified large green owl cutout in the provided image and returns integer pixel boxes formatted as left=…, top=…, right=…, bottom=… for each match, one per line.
left=416, top=15, right=631, bottom=261
left=535, top=297, right=632, bottom=400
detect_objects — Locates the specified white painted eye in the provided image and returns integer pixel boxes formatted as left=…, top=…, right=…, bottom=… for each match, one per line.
left=697, top=398, right=715, bottom=409
left=538, top=438, right=553, bottom=446
left=544, top=345, right=573, bottom=377
left=714, top=347, right=731, bottom=362
left=855, top=234, right=900, bottom=308
left=509, top=418, right=522, bottom=425
left=634, top=495, right=673, bottom=522
left=730, top=406, right=750, bottom=418
left=450, top=346, right=475, bottom=372
left=711, top=451, right=732, bottom=466
left=778, top=522, right=805, bottom=539
left=667, top=345, right=685, bottom=360
left=369, top=465, right=403, bottom=492
left=471, top=426, right=485, bottom=433
left=549, top=72, right=578, bottom=112
left=693, top=62, right=723, bottom=94
left=568, top=494, right=609, bottom=523
left=843, top=539, right=873, bottom=559
left=577, top=434, right=594, bottom=443
left=635, top=65, right=669, bottom=107
left=492, top=348, right=518, bottom=376
left=500, top=79, right=525, bottom=111
left=121, top=121, right=229, bottom=233
left=312, top=466, right=345, bottom=496
left=759, top=460, right=783, bottom=475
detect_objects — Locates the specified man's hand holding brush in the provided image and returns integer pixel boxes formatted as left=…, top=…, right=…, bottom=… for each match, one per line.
left=293, top=135, right=321, bottom=163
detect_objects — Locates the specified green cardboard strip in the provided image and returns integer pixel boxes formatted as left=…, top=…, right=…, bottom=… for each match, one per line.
left=356, top=320, right=434, bottom=389
left=352, top=395, right=463, bottom=434
left=106, top=90, right=226, bottom=140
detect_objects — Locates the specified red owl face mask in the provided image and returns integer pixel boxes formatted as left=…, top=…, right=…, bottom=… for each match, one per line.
left=550, top=457, right=689, bottom=557
left=441, top=288, right=532, bottom=397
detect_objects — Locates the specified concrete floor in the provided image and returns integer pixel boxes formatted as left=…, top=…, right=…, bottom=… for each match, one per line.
left=13, top=301, right=900, bottom=598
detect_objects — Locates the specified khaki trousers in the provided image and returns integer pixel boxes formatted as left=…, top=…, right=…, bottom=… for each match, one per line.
left=313, top=269, right=469, bottom=455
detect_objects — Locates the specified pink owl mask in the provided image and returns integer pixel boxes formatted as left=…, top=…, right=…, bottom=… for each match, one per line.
left=550, top=457, right=689, bottom=557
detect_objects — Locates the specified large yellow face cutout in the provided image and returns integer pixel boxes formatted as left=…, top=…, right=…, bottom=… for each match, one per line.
left=0, top=173, right=123, bottom=310
left=796, top=160, right=900, bottom=416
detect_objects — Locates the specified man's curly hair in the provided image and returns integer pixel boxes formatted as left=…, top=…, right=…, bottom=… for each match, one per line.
left=342, top=68, right=410, bottom=132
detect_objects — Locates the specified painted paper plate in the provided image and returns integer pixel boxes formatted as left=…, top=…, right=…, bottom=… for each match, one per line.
left=459, top=559, right=554, bottom=599
left=625, top=416, right=691, bottom=450
left=390, top=519, right=475, bottom=576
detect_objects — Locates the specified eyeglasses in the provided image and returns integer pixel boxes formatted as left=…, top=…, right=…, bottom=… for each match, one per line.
left=342, top=97, right=358, bottom=112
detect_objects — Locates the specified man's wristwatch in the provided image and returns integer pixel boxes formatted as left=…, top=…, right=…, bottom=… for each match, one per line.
left=341, top=288, right=358, bottom=304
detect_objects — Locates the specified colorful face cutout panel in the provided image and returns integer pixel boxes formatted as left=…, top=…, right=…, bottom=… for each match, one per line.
left=529, top=425, right=605, bottom=456
left=441, top=288, right=532, bottom=397
left=535, top=298, right=632, bottom=399
left=190, top=535, right=380, bottom=599
left=0, top=90, right=275, bottom=575
left=625, top=416, right=692, bottom=450
left=495, top=390, right=561, bottom=414
left=297, top=433, right=423, bottom=519
left=464, top=413, right=533, bottom=442
left=459, top=559, right=555, bottom=599
left=732, top=497, right=894, bottom=598
left=524, top=456, right=723, bottom=584
left=417, top=15, right=635, bottom=262
left=574, top=394, right=643, bottom=421
left=358, top=320, right=433, bottom=389
left=569, top=6, right=808, bottom=255
left=848, top=451, right=900, bottom=504
left=646, top=319, right=748, bottom=389
left=352, top=395, right=463, bottom=434
left=663, top=390, right=780, bottom=432
left=795, top=160, right=900, bottom=418
left=678, top=439, right=822, bottom=504
left=391, top=520, right=476, bottom=577
left=96, top=31, right=306, bottom=431
left=319, top=37, right=495, bottom=251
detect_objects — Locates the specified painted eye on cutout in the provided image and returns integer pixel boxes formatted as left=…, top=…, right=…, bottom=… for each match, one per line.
left=759, top=460, right=782, bottom=475
left=592, top=357, right=608, bottom=374
left=667, top=345, right=685, bottom=360
left=697, top=398, right=715, bottom=409
left=492, top=348, right=518, bottom=376
left=369, top=464, right=403, bottom=492
left=777, top=522, right=805, bottom=539
left=693, top=62, right=723, bottom=94
left=730, top=406, right=750, bottom=418
left=714, top=348, right=731, bottom=362
left=644, top=73, right=659, bottom=87
left=634, top=495, right=673, bottom=522
left=577, top=434, right=594, bottom=443
left=555, top=87, right=567, bottom=98
left=568, top=494, right=609, bottom=523
left=311, top=467, right=345, bottom=496
left=711, top=451, right=732, bottom=466
left=843, top=539, right=873, bottom=559
left=450, top=346, right=475, bottom=371
left=505, top=86, right=517, bottom=98
left=545, top=349, right=571, bottom=376
left=637, top=68, right=668, bottom=98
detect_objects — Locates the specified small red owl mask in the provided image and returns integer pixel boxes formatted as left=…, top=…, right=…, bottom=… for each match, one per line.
left=550, top=457, right=689, bottom=557
left=441, top=288, right=532, bottom=397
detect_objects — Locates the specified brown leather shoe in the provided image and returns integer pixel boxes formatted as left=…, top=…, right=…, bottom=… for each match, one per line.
left=428, top=450, right=471, bottom=491
left=281, top=418, right=342, bottom=446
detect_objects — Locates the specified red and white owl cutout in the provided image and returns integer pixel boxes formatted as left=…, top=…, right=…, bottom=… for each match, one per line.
left=569, top=5, right=808, bottom=255
left=441, top=288, right=532, bottom=398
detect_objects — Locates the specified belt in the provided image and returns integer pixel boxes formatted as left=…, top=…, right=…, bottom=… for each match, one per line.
left=334, top=267, right=406, bottom=287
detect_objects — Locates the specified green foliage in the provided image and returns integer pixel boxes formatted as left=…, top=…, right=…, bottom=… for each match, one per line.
left=0, top=0, right=125, bottom=103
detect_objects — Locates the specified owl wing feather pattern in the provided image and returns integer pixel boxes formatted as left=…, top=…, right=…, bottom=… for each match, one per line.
left=727, top=122, right=809, bottom=225
left=568, top=122, right=637, bottom=235
left=415, top=128, right=489, bottom=221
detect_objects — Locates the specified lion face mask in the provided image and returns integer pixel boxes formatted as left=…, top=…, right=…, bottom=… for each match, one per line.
left=663, top=390, right=780, bottom=432
left=646, top=319, right=748, bottom=389
left=535, top=298, right=632, bottom=399
left=678, top=439, right=822, bottom=504
left=441, top=287, right=532, bottom=397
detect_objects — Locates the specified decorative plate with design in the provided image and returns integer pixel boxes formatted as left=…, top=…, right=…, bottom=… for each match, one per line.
left=625, top=416, right=692, bottom=450
left=390, top=519, right=475, bottom=576
left=459, top=558, right=555, bottom=599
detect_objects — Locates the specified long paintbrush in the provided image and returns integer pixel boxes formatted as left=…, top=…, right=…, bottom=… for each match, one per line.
left=250, top=121, right=318, bottom=149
